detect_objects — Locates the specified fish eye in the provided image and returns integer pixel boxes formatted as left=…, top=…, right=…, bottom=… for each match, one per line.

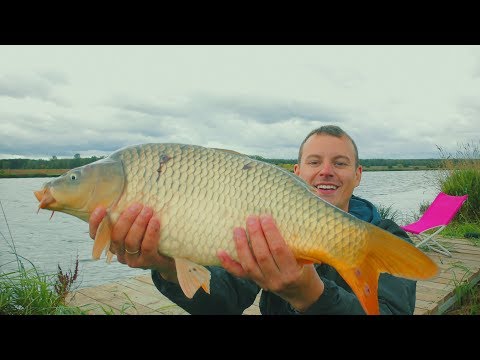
left=70, top=174, right=78, bottom=180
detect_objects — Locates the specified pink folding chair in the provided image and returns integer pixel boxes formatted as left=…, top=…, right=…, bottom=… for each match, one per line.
left=401, top=192, right=468, bottom=257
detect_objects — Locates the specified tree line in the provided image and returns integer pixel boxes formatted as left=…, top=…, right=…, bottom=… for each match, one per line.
left=0, top=155, right=105, bottom=170
left=251, top=156, right=443, bottom=168
left=0, top=155, right=444, bottom=170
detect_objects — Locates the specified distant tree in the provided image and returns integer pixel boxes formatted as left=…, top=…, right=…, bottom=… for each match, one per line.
left=249, top=155, right=265, bottom=161
left=71, top=153, right=82, bottom=167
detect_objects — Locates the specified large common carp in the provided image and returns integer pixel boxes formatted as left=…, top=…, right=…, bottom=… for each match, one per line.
left=34, top=143, right=438, bottom=314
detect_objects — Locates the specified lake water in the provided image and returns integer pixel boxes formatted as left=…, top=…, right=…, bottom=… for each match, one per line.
left=0, top=170, right=441, bottom=289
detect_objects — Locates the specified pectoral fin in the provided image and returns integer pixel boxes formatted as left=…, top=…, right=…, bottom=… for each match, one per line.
left=106, top=250, right=115, bottom=263
left=174, top=258, right=211, bottom=298
left=92, top=217, right=112, bottom=260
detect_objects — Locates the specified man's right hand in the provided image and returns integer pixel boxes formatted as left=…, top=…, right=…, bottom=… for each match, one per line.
left=88, top=203, right=179, bottom=284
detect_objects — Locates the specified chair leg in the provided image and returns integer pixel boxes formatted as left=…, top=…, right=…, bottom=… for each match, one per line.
left=425, top=242, right=452, bottom=257
left=413, top=228, right=452, bottom=257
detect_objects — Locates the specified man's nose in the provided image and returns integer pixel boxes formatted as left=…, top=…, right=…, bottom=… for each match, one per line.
left=318, top=162, right=334, bottom=176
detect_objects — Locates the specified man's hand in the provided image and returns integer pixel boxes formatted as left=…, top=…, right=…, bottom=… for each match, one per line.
left=89, top=203, right=178, bottom=283
left=217, top=214, right=325, bottom=312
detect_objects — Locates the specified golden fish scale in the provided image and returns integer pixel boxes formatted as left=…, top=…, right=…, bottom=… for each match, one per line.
left=109, top=144, right=369, bottom=266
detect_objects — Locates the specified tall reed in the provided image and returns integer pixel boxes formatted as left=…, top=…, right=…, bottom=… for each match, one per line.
left=435, top=141, right=480, bottom=223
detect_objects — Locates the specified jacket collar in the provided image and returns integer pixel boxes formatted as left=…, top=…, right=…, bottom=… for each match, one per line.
left=348, top=195, right=381, bottom=224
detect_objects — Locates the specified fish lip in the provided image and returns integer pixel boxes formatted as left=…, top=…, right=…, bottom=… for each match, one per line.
left=34, top=190, right=43, bottom=202
left=34, top=188, right=57, bottom=209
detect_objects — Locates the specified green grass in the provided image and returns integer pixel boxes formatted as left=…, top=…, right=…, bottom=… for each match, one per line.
left=438, top=222, right=480, bottom=245
left=0, top=266, right=87, bottom=315
left=445, top=263, right=480, bottom=315
left=0, top=199, right=148, bottom=315
left=376, top=204, right=402, bottom=223
left=0, top=198, right=86, bottom=314
left=435, top=141, right=480, bottom=224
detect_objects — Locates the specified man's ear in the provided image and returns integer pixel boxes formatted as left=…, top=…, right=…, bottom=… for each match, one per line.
left=293, top=164, right=300, bottom=176
left=355, top=165, right=363, bottom=187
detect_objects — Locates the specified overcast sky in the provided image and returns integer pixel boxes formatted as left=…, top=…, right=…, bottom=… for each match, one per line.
left=1, top=45, right=479, bottom=160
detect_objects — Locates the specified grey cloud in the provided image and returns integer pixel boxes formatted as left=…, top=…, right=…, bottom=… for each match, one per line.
left=104, top=94, right=347, bottom=158
left=0, top=75, right=51, bottom=99
left=351, top=125, right=443, bottom=159
left=0, top=110, right=180, bottom=158
left=0, top=93, right=456, bottom=160
left=110, top=93, right=345, bottom=126
left=114, top=101, right=188, bottom=118
left=0, top=74, right=69, bottom=106
left=38, top=70, right=69, bottom=85
left=195, top=94, right=344, bottom=124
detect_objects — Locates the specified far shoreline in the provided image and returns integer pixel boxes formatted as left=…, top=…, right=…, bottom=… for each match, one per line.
left=0, top=166, right=442, bottom=178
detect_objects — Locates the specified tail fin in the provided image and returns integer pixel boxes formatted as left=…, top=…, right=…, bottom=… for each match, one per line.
left=338, top=225, right=439, bottom=315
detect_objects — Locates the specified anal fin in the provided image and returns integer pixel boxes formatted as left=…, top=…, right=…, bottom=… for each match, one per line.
left=175, top=258, right=211, bottom=298
left=340, top=263, right=380, bottom=315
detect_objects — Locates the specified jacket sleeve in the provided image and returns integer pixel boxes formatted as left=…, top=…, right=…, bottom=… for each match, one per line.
left=151, top=266, right=260, bottom=315
left=300, top=219, right=417, bottom=315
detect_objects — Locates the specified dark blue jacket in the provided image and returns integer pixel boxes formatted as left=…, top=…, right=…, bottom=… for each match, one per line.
left=151, top=195, right=417, bottom=314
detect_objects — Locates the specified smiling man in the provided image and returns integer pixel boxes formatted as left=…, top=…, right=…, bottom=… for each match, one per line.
left=294, top=126, right=362, bottom=213
left=89, top=125, right=417, bottom=315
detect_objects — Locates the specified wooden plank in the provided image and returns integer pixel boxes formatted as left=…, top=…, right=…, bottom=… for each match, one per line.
left=420, top=276, right=456, bottom=285
left=74, top=287, right=151, bottom=315
left=417, top=280, right=453, bottom=291
left=116, top=277, right=165, bottom=299
left=414, top=307, right=428, bottom=315
left=414, top=299, right=438, bottom=312
left=415, top=291, right=447, bottom=303
left=448, top=253, right=480, bottom=262
left=134, top=274, right=155, bottom=285
left=439, top=238, right=479, bottom=245
left=449, top=244, right=480, bottom=253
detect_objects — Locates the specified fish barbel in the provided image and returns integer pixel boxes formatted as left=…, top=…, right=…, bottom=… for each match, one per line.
left=34, top=143, right=438, bottom=314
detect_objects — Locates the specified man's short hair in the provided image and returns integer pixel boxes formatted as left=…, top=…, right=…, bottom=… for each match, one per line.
left=297, top=125, right=359, bottom=167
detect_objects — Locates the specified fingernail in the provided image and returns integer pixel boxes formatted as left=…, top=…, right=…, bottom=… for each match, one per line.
left=151, top=218, right=160, bottom=232
left=92, top=208, right=102, bottom=217
left=247, top=216, right=257, bottom=226
left=234, top=228, right=243, bottom=239
left=217, top=251, right=226, bottom=262
left=140, top=206, right=153, bottom=217
left=260, top=214, right=271, bottom=225
left=129, top=203, right=142, bottom=214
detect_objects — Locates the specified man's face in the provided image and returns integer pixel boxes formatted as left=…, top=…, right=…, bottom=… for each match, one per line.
left=294, top=134, right=362, bottom=212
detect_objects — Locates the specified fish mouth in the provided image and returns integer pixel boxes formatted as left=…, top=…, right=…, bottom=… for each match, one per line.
left=34, top=188, right=57, bottom=209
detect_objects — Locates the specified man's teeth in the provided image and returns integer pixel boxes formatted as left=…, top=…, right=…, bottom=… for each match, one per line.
left=316, top=185, right=338, bottom=190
